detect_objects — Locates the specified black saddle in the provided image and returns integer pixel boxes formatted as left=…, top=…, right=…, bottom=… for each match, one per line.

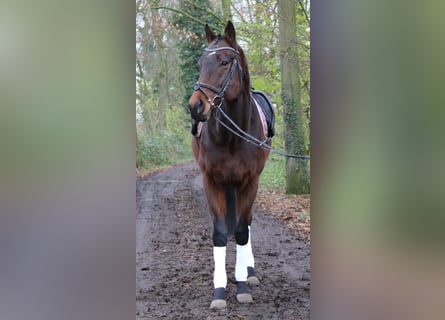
left=251, top=88, right=275, bottom=138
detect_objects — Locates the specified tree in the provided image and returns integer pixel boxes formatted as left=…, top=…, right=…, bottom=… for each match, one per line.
left=278, top=0, right=310, bottom=193
left=221, top=0, right=233, bottom=21
left=136, top=0, right=169, bottom=135
left=173, top=0, right=223, bottom=107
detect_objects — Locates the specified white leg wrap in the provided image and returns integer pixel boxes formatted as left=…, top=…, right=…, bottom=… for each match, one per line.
left=213, top=246, right=227, bottom=288
left=246, top=226, right=254, bottom=268
left=235, top=244, right=249, bottom=281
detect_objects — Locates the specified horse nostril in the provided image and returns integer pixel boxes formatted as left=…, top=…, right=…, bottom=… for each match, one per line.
left=195, top=99, right=204, bottom=114
left=189, top=99, right=207, bottom=120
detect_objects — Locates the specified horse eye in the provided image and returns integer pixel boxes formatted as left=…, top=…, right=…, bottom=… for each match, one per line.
left=221, top=61, right=228, bottom=66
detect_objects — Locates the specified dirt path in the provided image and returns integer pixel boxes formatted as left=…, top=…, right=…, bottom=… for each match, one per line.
left=136, top=161, right=310, bottom=320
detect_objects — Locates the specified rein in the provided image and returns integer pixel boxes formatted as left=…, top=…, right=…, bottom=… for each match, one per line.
left=214, top=105, right=311, bottom=160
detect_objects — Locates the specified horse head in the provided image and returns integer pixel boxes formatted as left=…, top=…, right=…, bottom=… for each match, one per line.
left=188, top=21, right=249, bottom=122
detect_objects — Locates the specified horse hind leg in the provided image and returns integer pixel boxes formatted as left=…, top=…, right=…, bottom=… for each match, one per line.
left=246, top=226, right=260, bottom=286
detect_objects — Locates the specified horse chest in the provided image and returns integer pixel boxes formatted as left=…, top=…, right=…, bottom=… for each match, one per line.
left=207, top=157, right=252, bottom=185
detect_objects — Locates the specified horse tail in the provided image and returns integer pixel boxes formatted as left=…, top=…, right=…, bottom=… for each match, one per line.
left=225, top=186, right=237, bottom=235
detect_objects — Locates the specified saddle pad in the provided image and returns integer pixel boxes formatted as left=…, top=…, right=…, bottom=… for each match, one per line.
left=251, top=89, right=275, bottom=138
left=252, top=95, right=269, bottom=140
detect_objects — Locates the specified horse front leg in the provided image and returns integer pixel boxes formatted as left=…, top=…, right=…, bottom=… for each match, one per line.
left=210, top=216, right=228, bottom=309
left=203, top=176, right=228, bottom=310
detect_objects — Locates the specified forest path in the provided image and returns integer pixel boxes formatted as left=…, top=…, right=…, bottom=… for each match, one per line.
left=136, top=161, right=310, bottom=319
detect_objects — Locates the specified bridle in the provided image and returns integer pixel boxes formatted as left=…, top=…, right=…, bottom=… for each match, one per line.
left=193, top=46, right=242, bottom=109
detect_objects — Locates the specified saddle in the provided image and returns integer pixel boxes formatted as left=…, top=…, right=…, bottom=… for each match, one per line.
left=191, top=89, right=275, bottom=138
left=251, top=88, right=275, bottom=138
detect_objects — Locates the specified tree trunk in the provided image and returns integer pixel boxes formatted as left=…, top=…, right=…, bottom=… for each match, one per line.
left=151, top=0, right=166, bottom=130
left=278, top=0, right=310, bottom=194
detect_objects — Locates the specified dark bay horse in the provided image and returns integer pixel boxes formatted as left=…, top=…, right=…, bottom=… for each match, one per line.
left=188, top=21, right=271, bottom=310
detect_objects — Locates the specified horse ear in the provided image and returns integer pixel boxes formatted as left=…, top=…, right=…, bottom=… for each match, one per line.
left=224, top=21, right=236, bottom=44
left=205, top=24, right=217, bottom=44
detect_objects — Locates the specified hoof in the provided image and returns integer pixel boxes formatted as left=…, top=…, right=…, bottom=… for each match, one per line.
left=247, top=276, right=260, bottom=286
left=210, top=299, right=227, bottom=310
left=236, top=293, right=253, bottom=304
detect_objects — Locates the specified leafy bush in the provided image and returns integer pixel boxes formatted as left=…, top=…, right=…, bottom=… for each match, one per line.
left=136, top=130, right=192, bottom=169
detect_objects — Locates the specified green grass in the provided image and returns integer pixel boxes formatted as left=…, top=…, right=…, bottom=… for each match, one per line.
left=259, top=153, right=286, bottom=191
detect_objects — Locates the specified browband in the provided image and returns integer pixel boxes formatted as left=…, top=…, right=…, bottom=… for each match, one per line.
left=205, top=46, right=240, bottom=55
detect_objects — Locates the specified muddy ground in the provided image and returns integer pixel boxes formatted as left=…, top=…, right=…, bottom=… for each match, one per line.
left=136, top=161, right=310, bottom=319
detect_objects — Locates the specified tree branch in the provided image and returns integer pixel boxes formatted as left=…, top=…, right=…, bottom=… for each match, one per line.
left=136, top=59, right=149, bottom=98
left=298, top=0, right=310, bottom=25
left=231, top=5, right=248, bottom=25
left=150, top=5, right=219, bottom=29
left=181, top=0, right=225, bottom=26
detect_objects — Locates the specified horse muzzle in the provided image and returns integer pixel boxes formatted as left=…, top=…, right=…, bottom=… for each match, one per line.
left=188, top=97, right=211, bottom=122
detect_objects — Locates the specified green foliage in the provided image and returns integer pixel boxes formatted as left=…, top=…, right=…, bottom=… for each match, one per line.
left=165, top=104, right=190, bottom=139
left=260, top=154, right=286, bottom=190
left=137, top=103, right=193, bottom=169
left=173, top=0, right=223, bottom=106
left=136, top=130, right=192, bottom=169
left=240, top=9, right=282, bottom=105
